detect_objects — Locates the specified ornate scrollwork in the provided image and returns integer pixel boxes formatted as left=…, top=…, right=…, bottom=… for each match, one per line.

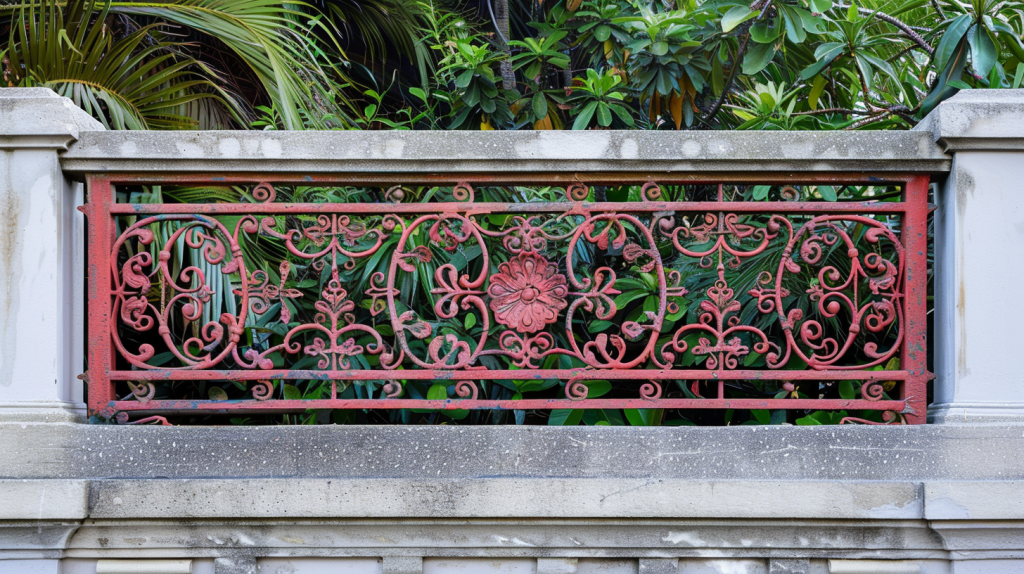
left=106, top=180, right=911, bottom=417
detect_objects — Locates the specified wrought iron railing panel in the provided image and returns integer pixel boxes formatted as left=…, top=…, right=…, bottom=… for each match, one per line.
left=82, top=174, right=931, bottom=424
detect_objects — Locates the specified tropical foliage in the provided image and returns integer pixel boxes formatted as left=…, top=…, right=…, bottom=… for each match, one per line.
left=4, top=0, right=1023, bottom=132
left=3, top=0, right=988, bottom=425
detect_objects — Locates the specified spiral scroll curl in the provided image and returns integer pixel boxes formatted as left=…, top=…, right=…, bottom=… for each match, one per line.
left=640, top=381, right=663, bottom=400
left=565, top=378, right=589, bottom=400
left=111, top=215, right=250, bottom=371
left=766, top=215, right=905, bottom=371
left=455, top=380, right=479, bottom=400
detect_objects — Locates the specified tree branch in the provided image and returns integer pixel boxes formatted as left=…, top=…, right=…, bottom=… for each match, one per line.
left=700, top=32, right=750, bottom=126
left=835, top=3, right=935, bottom=56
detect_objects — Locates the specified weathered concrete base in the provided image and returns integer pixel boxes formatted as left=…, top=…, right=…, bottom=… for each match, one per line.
left=928, top=403, right=1024, bottom=424
left=1, top=424, right=1022, bottom=573
left=2, top=518, right=1022, bottom=573
left=0, top=400, right=86, bottom=423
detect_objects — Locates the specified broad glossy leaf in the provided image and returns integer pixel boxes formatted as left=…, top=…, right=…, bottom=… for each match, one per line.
left=532, top=91, right=548, bottom=120
left=573, top=100, right=599, bottom=129
left=780, top=5, right=806, bottom=44
left=750, top=16, right=784, bottom=43
left=967, top=24, right=998, bottom=78
left=742, top=42, right=776, bottom=75
left=427, top=383, right=448, bottom=400
left=797, top=8, right=826, bottom=34
left=935, top=14, right=973, bottom=70
left=722, top=6, right=757, bottom=32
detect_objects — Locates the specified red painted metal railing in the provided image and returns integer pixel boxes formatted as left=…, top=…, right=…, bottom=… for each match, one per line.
left=82, top=174, right=931, bottom=424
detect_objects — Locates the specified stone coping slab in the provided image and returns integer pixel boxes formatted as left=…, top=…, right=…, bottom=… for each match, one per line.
left=59, top=130, right=950, bottom=174
left=2, top=477, right=1021, bottom=521
left=2, top=424, right=1022, bottom=482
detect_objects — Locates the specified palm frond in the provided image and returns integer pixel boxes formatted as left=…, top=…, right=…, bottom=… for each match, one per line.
left=3, top=0, right=245, bottom=129
left=106, top=0, right=358, bottom=128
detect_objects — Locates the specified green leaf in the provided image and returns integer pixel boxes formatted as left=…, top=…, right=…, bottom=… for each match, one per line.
left=595, top=25, right=612, bottom=42
left=548, top=409, right=583, bottom=425
left=408, top=87, right=427, bottom=102
left=946, top=79, right=972, bottom=90
left=1013, top=63, right=1024, bottom=90
left=967, top=24, right=998, bottom=78
left=818, top=185, right=837, bottom=202
left=455, top=69, right=474, bottom=88
left=809, top=0, right=832, bottom=13
left=624, top=408, right=663, bottom=426
left=613, top=289, right=650, bottom=309
left=742, top=43, right=776, bottom=75
left=573, top=100, right=599, bottom=130
left=464, top=314, right=477, bottom=330
left=838, top=380, right=855, bottom=400
left=722, top=6, right=757, bottom=32
left=751, top=409, right=770, bottom=424
left=859, top=53, right=902, bottom=88
left=935, top=15, right=973, bottom=71
left=751, top=185, right=771, bottom=200
left=652, top=41, right=669, bottom=56
left=801, top=44, right=844, bottom=79
left=283, top=384, right=302, bottom=400
left=922, top=37, right=968, bottom=115
left=596, top=102, right=613, bottom=126
left=795, top=413, right=824, bottom=425
left=797, top=8, right=826, bottom=34
left=427, top=383, right=448, bottom=400
left=809, top=75, right=827, bottom=110
left=586, top=380, right=612, bottom=398
left=780, top=5, right=806, bottom=43
left=750, top=17, right=784, bottom=43
left=209, top=387, right=229, bottom=401
left=532, top=91, right=548, bottom=120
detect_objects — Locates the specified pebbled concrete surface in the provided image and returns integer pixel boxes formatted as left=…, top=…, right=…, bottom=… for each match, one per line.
left=1, top=424, right=1021, bottom=481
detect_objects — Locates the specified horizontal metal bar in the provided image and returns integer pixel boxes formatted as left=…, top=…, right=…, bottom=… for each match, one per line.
left=86, top=171, right=929, bottom=186
left=109, top=398, right=907, bottom=413
left=107, top=201, right=908, bottom=215
left=109, top=369, right=915, bottom=381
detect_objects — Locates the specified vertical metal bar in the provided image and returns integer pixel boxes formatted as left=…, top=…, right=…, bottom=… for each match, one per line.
left=901, top=175, right=930, bottom=424
left=83, top=176, right=116, bottom=416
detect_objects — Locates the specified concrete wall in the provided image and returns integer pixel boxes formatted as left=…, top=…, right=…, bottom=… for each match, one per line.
left=2, top=88, right=1024, bottom=574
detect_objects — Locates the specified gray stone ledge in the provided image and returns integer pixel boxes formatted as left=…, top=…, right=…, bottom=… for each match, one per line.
left=0, top=479, right=88, bottom=520
left=914, top=89, right=1024, bottom=152
left=2, top=424, right=1022, bottom=482
left=0, top=474, right=1020, bottom=521
left=58, top=130, right=950, bottom=175
left=928, top=403, right=1024, bottom=425
left=924, top=482, right=1024, bottom=520
left=83, top=478, right=923, bottom=520
left=0, top=88, right=103, bottom=150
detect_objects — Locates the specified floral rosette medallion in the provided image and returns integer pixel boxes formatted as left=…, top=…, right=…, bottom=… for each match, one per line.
left=487, top=252, right=569, bottom=333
